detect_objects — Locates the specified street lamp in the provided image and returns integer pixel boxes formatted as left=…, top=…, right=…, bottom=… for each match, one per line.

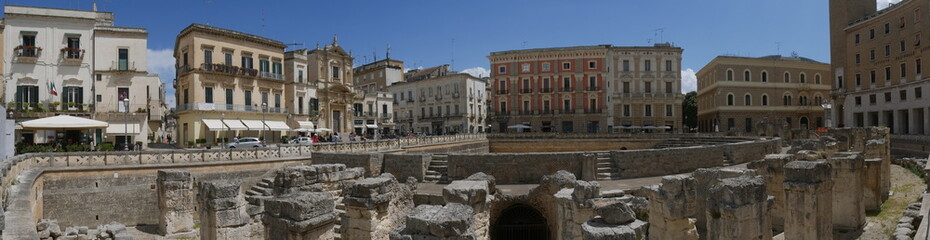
left=124, top=97, right=130, bottom=151
left=221, top=113, right=226, bottom=148
left=821, top=99, right=833, bottom=128
left=261, top=102, right=267, bottom=145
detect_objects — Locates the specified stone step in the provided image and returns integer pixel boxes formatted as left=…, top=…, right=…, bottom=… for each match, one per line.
left=597, top=172, right=621, bottom=179
left=426, top=170, right=441, bottom=175
left=596, top=157, right=611, bottom=161
left=597, top=162, right=613, bottom=167
left=424, top=175, right=441, bottom=181
left=257, top=180, right=273, bottom=189
left=597, top=167, right=615, bottom=173
left=245, top=189, right=262, bottom=196
left=430, top=160, right=449, bottom=165
left=428, top=165, right=448, bottom=170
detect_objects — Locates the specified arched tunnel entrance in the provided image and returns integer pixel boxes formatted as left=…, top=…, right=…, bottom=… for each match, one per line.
left=492, top=204, right=549, bottom=240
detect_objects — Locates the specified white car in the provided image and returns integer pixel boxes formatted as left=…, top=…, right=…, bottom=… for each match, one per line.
left=289, top=137, right=312, bottom=145
left=226, top=137, right=265, bottom=148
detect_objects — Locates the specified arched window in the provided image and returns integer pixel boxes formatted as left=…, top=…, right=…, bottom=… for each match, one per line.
left=744, top=94, right=752, bottom=106
left=726, top=69, right=734, bottom=81
left=814, top=96, right=823, bottom=105
left=762, top=94, right=769, bottom=106
left=761, top=71, right=768, bottom=82
left=815, top=74, right=822, bottom=84
left=800, top=73, right=807, bottom=83
left=800, top=96, right=808, bottom=105
left=784, top=72, right=791, bottom=83
left=727, top=94, right=734, bottom=106
left=744, top=70, right=751, bottom=81
left=783, top=94, right=792, bottom=106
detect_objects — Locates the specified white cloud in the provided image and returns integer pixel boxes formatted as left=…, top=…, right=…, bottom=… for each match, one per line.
left=403, top=66, right=424, bottom=73
left=681, top=68, right=697, bottom=93
left=147, top=48, right=176, bottom=107
left=461, top=67, right=490, bottom=78
left=877, top=0, right=902, bottom=10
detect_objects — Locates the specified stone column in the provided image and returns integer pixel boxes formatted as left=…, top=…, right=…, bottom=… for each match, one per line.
left=865, top=138, right=890, bottom=202
left=582, top=200, right=648, bottom=240
left=691, top=168, right=750, bottom=235
left=263, top=191, right=336, bottom=240
left=704, top=175, right=771, bottom=240
left=828, top=152, right=866, bottom=230
left=443, top=178, right=493, bottom=239
left=863, top=158, right=883, bottom=211
left=156, top=169, right=194, bottom=235
left=642, top=175, right=698, bottom=240
left=342, top=174, right=405, bottom=240
left=199, top=180, right=249, bottom=240
left=783, top=160, right=833, bottom=240
left=746, top=154, right=794, bottom=232
left=389, top=203, right=477, bottom=239
left=924, top=107, right=930, bottom=135
left=909, top=108, right=919, bottom=135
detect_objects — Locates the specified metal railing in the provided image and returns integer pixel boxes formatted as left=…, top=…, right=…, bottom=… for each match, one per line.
left=176, top=103, right=289, bottom=114
left=260, top=72, right=284, bottom=80
left=497, top=90, right=509, bottom=94
left=561, top=87, right=574, bottom=92
left=14, top=45, right=41, bottom=58
left=62, top=48, right=84, bottom=60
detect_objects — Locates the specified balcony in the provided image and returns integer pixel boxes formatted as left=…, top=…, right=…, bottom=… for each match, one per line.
left=60, top=48, right=84, bottom=65
left=200, top=63, right=259, bottom=77
left=14, top=45, right=41, bottom=63
left=520, top=89, right=533, bottom=94
left=540, top=88, right=552, bottom=93
left=560, top=88, right=573, bottom=92
left=407, top=98, right=415, bottom=103
left=176, top=103, right=288, bottom=114
left=584, top=109, right=603, bottom=114
left=586, top=87, right=600, bottom=91
left=260, top=71, right=284, bottom=80
left=541, top=110, right=554, bottom=114
left=518, top=111, right=533, bottom=115
left=380, top=113, right=393, bottom=119
left=615, top=92, right=683, bottom=99
left=497, top=90, right=509, bottom=94
left=561, top=109, right=575, bottom=114
left=111, top=60, right=137, bottom=72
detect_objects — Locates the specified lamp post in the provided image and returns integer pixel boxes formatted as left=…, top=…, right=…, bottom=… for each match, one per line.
left=261, top=102, right=267, bottom=145
left=821, top=99, right=833, bottom=128
left=124, top=97, right=130, bottom=151
left=221, top=113, right=226, bottom=148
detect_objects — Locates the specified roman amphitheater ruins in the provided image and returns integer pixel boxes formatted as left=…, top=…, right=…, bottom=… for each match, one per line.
left=2, top=128, right=930, bottom=239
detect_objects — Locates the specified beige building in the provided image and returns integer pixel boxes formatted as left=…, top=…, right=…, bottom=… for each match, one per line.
left=830, top=0, right=930, bottom=135
left=696, top=55, right=832, bottom=133
left=389, top=72, right=487, bottom=134
left=173, top=24, right=289, bottom=147
left=299, top=37, right=359, bottom=134
left=351, top=58, right=403, bottom=135
left=353, top=58, right=404, bottom=93
left=488, top=44, right=683, bottom=133
left=283, top=48, right=318, bottom=133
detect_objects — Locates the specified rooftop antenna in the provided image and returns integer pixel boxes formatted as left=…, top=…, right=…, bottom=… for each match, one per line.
left=372, top=50, right=377, bottom=62
left=261, top=9, right=266, bottom=31
left=522, top=41, right=527, bottom=48
left=654, top=28, right=665, bottom=43
left=451, top=38, right=456, bottom=71
left=285, top=42, right=303, bottom=49
left=776, top=42, right=783, bottom=56
left=386, top=44, right=391, bottom=60
left=791, top=51, right=799, bottom=58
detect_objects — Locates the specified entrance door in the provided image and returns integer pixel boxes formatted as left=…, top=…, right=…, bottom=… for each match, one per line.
left=333, top=111, right=342, bottom=132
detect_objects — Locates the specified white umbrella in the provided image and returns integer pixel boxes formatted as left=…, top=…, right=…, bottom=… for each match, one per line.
left=315, top=128, right=333, bottom=132
left=292, top=128, right=310, bottom=132
left=20, top=115, right=108, bottom=130
left=507, top=124, right=531, bottom=129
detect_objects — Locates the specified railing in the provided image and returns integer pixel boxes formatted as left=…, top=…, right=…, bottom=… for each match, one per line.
left=381, top=113, right=392, bottom=118
left=584, top=109, right=603, bottom=114
left=520, top=89, right=533, bottom=93
left=111, top=61, right=136, bottom=71
left=561, top=87, right=573, bottom=92
left=407, top=99, right=414, bottom=103
left=176, top=103, right=289, bottom=114
left=586, top=87, right=600, bottom=91
left=61, top=48, right=84, bottom=60
left=540, top=88, right=552, bottom=93
left=14, top=45, right=41, bottom=58
left=497, top=90, right=509, bottom=94
left=562, top=109, right=575, bottom=114
left=615, top=92, right=682, bottom=98
left=519, top=111, right=533, bottom=115
left=260, top=72, right=284, bottom=80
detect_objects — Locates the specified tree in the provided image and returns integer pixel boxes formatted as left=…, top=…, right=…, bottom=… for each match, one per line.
left=682, top=91, right=697, bottom=132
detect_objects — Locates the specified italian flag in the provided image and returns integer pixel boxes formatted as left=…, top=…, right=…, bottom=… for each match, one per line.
left=49, top=81, right=57, bottom=96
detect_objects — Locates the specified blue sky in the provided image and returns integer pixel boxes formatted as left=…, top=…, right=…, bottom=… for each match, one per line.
left=1, top=0, right=903, bottom=106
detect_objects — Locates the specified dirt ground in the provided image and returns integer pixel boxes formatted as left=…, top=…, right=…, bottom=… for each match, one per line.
left=836, top=164, right=926, bottom=240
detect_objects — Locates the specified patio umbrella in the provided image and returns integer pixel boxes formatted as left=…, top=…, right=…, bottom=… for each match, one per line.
left=20, top=115, right=108, bottom=130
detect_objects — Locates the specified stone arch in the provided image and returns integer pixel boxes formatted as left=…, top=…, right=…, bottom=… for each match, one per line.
left=491, top=204, right=549, bottom=240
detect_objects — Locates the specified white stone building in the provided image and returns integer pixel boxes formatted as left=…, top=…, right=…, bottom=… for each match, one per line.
left=389, top=72, right=487, bottom=135
left=353, top=92, right=394, bottom=136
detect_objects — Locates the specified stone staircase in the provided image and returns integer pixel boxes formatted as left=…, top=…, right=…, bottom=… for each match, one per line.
left=424, top=154, right=449, bottom=183
left=595, top=152, right=621, bottom=180
left=243, top=177, right=348, bottom=239
left=651, top=137, right=751, bottom=149
left=244, top=177, right=274, bottom=197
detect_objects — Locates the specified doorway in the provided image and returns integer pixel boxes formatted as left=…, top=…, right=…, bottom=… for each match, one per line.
left=492, top=204, right=549, bottom=240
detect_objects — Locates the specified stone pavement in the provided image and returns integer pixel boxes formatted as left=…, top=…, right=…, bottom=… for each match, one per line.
left=416, top=163, right=749, bottom=197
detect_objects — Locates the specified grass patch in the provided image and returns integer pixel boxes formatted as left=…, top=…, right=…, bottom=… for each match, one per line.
left=904, top=164, right=926, bottom=179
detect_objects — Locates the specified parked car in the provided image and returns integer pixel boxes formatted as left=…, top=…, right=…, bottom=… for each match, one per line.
left=226, top=137, right=265, bottom=148
left=289, top=137, right=312, bottom=145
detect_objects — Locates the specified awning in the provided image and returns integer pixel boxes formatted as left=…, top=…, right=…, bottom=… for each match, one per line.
left=297, top=121, right=315, bottom=129
left=507, top=124, right=531, bottom=129
left=223, top=119, right=248, bottom=131
left=241, top=120, right=267, bottom=131
left=365, top=124, right=378, bottom=129
left=265, top=121, right=291, bottom=131
left=316, top=128, right=333, bottom=132
left=20, top=115, right=109, bottom=130
left=202, top=119, right=226, bottom=131
left=106, top=123, right=141, bottom=134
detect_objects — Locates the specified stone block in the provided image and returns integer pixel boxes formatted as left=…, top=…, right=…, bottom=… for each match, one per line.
left=783, top=160, right=833, bottom=240
left=465, top=172, right=496, bottom=193
left=157, top=169, right=191, bottom=182
left=199, top=180, right=240, bottom=200
left=442, top=180, right=489, bottom=205
left=273, top=165, right=319, bottom=194
left=539, top=170, right=577, bottom=194
left=400, top=203, right=475, bottom=238
left=784, top=160, right=831, bottom=183
left=213, top=208, right=247, bottom=228
left=572, top=180, right=600, bottom=203
left=581, top=218, right=647, bottom=240
left=345, top=175, right=395, bottom=198
left=263, top=191, right=334, bottom=221
left=593, top=201, right=636, bottom=225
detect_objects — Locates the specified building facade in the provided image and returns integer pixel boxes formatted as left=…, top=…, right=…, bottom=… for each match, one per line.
left=389, top=73, right=487, bottom=134
left=3, top=5, right=166, bottom=149
left=830, top=0, right=930, bottom=135
left=488, top=44, right=683, bottom=133
left=696, top=55, right=832, bottom=133
left=283, top=49, right=319, bottom=133
left=303, top=37, right=359, bottom=134
left=173, top=24, right=289, bottom=147
left=353, top=58, right=404, bottom=93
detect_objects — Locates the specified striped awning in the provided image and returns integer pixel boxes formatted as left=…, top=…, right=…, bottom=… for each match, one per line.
left=265, top=121, right=291, bottom=131
left=202, top=119, right=226, bottom=131
left=223, top=119, right=248, bottom=131
left=241, top=120, right=267, bottom=131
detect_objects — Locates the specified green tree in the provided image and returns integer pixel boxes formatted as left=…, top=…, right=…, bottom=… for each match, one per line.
left=682, top=91, right=697, bottom=131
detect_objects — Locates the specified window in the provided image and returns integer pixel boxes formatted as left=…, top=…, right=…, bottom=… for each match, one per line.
left=744, top=70, right=751, bottom=81
left=856, top=54, right=861, bottom=64
left=274, top=93, right=281, bottom=108
left=563, top=99, right=572, bottom=111
left=838, top=76, right=844, bottom=88
left=498, top=66, right=506, bottom=73
left=644, top=60, right=652, bottom=71
left=884, top=23, right=890, bottom=34
left=203, top=49, right=213, bottom=65
left=855, top=96, right=862, bottom=105
left=644, top=82, right=652, bottom=93
left=665, top=60, right=672, bottom=71
left=244, top=90, right=252, bottom=106
left=856, top=73, right=862, bottom=86
left=622, top=60, right=630, bottom=71
left=259, top=59, right=270, bottom=73
left=885, top=67, right=892, bottom=81
left=588, top=76, right=596, bottom=89
left=522, top=79, right=530, bottom=91
left=66, top=37, right=80, bottom=58
left=241, top=56, right=253, bottom=69
left=645, top=105, right=653, bottom=117
left=542, top=63, right=550, bottom=71
left=869, top=29, right=875, bottom=39
left=205, top=87, right=213, bottom=103
left=726, top=70, right=734, bottom=81
left=224, top=52, right=232, bottom=65
left=61, top=87, right=83, bottom=109
left=916, top=87, right=923, bottom=99
left=543, top=78, right=550, bottom=90
left=96, top=94, right=101, bottom=102
left=869, top=94, right=877, bottom=104
left=727, top=94, right=734, bottom=106
left=885, top=45, right=890, bottom=56
left=183, top=89, right=189, bottom=104
left=522, top=63, right=530, bottom=72
left=623, top=82, right=630, bottom=93
left=744, top=94, right=752, bottom=106
left=261, top=92, right=269, bottom=107
left=762, top=95, right=769, bottom=106
left=761, top=71, right=768, bottom=82
left=272, top=62, right=283, bottom=75
left=800, top=73, right=806, bottom=83
left=117, top=88, right=130, bottom=111
left=665, top=82, right=673, bottom=93
left=332, top=66, right=340, bottom=78
left=665, top=104, right=673, bottom=117
left=783, top=95, right=792, bottom=106
left=563, top=77, right=571, bottom=89
left=784, top=72, right=791, bottom=83
left=225, top=88, right=233, bottom=105
left=901, top=40, right=907, bottom=52
left=562, top=62, right=571, bottom=70
left=916, top=8, right=922, bottom=22
left=870, top=70, right=876, bottom=83
left=118, top=49, right=129, bottom=71
left=918, top=59, right=922, bottom=75
left=298, top=70, right=304, bottom=83
left=499, top=80, right=506, bottom=91
left=901, top=63, right=907, bottom=78
left=855, top=34, right=861, bottom=44
left=885, top=92, right=892, bottom=102
left=900, top=90, right=907, bottom=100
left=815, top=74, right=821, bottom=84
left=588, top=61, right=596, bottom=69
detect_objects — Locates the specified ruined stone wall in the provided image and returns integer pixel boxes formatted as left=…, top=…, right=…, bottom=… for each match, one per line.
left=313, top=152, right=384, bottom=177
left=611, top=147, right=725, bottom=179
left=382, top=154, right=431, bottom=183
left=489, top=139, right=661, bottom=153
left=891, top=134, right=930, bottom=157
left=447, top=153, right=587, bottom=184
left=403, top=140, right=489, bottom=154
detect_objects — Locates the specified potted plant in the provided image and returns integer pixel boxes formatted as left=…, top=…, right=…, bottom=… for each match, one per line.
left=51, top=101, right=61, bottom=110
left=7, top=102, right=15, bottom=109
left=67, top=102, right=76, bottom=111
left=87, top=104, right=95, bottom=112
left=34, top=103, right=44, bottom=112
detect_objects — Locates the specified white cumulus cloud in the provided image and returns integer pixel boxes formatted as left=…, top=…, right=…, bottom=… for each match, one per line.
left=147, top=48, right=176, bottom=108
left=681, top=68, right=697, bottom=93
left=461, top=67, right=490, bottom=78
left=877, top=0, right=902, bottom=10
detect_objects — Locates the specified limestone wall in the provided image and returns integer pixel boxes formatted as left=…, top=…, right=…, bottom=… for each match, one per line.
left=382, top=154, right=431, bottom=183
left=488, top=139, right=661, bottom=153
left=313, top=152, right=383, bottom=177
left=446, top=153, right=588, bottom=184
left=891, top=134, right=930, bottom=157
left=403, top=140, right=489, bottom=154
left=611, top=138, right=779, bottom=179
